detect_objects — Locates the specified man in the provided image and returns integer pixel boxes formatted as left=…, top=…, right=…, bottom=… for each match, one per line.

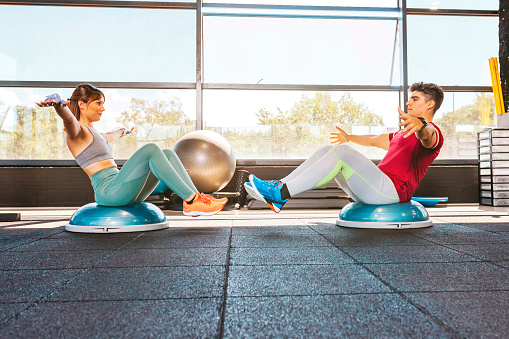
left=246, top=82, right=444, bottom=213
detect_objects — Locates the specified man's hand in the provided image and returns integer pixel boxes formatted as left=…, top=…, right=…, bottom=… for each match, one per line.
left=330, top=126, right=350, bottom=145
left=398, top=107, right=425, bottom=138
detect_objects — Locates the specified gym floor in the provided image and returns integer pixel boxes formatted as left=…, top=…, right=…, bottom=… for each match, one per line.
left=1, top=204, right=508, bottom=338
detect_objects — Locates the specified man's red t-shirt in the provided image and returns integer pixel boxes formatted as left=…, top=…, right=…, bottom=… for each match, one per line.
left=377, top=122, right=443, bottom=202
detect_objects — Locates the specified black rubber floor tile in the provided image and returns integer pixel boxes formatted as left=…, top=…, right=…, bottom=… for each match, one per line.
left=433, top=215, right=509, bottom=227
left=230, top=247, right=354, bottom=266
left=223, top=294, right=451, bottom=338
left=342, top=245, right=480, bottom=264
left=128, top=235, right=229, bottom=249
left=0, top=238, right=39, bottom=252
left=306, top=224, right=339, bottom=234
left=167, top=219, right=232, bottom=227
left=232, top=219, right=305, bottom=227
left=366, top=262, right=509, bottom=292
left=404, top=291, right=509, bottom=338
left=143, top=226, right=231, bottom=237
left=0, top=298, right=222, bottom=338
left=446, top=223, right=509, bottom=233
left=322, top=229, right=433, bottom=247
left=95, top=247, right=228, bottom=267
left=0, top=269, right=82, bottom=303
left=1, top=250, right=112, bottom=269
left=47, top=232, right=139, bottom=239
left=232, top=226, right=315, bottom=236
left=408, top=223, right=476, bottom=234
left=447, top=243, right=509, bottom=262
left=413, top=226, right=509, bottom=245
left=299, top=218, right=338, bottom=227
left=0, top=303, right=31, bottom=325
left=9, top=237, right=136, bottom=251
left=0, top=228, right=65, bottom=251
left=228, top=264, right=390, bottom=296
left=49, top=266, right=225, bottom=301
left=498, top=260, right=509, bottom=269
left=232, top=234, right=331, bottom=248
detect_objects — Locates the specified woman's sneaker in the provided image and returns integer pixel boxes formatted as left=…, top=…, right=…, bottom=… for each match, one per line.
left=207, top=195, right=228, bottom=205
left=200, top=194, right=228, bottom=205
left=183, top=193, right=225, bottom=216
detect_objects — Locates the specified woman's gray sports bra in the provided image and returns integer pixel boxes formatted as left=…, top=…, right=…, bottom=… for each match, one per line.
left=75, top=126, right=114, bottom=169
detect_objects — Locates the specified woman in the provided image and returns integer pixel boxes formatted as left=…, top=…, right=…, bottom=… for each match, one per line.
left=37, top=83, right=226, bottom=216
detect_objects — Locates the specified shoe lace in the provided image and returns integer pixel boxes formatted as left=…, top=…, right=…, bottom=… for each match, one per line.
left=202, top=194, right=220, bottom=202
left=267, top=181, right=282, bottom=192
left=196, top=193, right=212, bottom=205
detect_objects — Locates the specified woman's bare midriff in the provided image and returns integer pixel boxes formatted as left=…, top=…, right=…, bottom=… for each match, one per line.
left=83, top=159, right=118, bottom=178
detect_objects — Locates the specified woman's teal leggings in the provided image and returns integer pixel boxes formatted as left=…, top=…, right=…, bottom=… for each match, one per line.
left=91, top=143, right=197, bottom=206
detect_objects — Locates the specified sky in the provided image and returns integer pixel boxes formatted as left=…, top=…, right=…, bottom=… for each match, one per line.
left=0, top=0, right=500, bottom=133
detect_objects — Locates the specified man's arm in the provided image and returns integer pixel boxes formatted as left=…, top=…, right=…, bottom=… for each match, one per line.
left=331, top=126, right=390, bottom=151
left=416, top=124, right=438, bottom=149
left=398, top=108, right=439, bottom=149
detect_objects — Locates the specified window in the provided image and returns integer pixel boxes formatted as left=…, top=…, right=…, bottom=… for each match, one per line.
left=203, top=89, right=399, bottom=159
left=407, top=15, right=497, bottom=86
left=203, top=1, right=398, bottom=7
left=407, top=0, right=498, bottom=11
left=0, top=87, right=195, bottom=159
left=204, top=16, right=400, bottom=85
left=434, top=91, right=495, bottom=159
left=0, top=6, right=196, bottom=82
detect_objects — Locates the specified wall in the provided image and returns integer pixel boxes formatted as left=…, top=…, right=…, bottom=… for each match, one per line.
left=0, top=163, right=478, bottom=207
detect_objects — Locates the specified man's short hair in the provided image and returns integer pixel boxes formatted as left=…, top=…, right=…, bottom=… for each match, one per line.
left=410, top=82, right=444, bottom=114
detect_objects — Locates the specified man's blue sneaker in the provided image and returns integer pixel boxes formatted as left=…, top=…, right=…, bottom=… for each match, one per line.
left=248, top=174, right=287, bottom=213
left=244, top=180, right=282, bottom=202
left=244, top=181, right=264, bottom=201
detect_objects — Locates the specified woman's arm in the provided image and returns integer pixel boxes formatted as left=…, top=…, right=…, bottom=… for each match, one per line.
left=103, top=127, right=134, bottom=143
left=37, top=95, right=81, bottom=139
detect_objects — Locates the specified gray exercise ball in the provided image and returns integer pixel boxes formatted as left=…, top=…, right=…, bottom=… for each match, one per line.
left=173, top=130, right=236, bottom=194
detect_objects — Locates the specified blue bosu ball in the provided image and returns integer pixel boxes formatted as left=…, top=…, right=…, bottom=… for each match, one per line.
left=66, top=202, right=169, bottom=233
left=337, top=201, right=432, bottom=229
left=151, top=181, right=169, bottom=195
left=411, top=196, right=448, bottom=207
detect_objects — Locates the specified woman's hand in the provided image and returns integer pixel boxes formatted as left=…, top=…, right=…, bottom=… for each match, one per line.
left=330, top=126, right=350, bottom=145
left=36, top=94, right=67, bottom=107
left=120, top=127, right=135, bottom=137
